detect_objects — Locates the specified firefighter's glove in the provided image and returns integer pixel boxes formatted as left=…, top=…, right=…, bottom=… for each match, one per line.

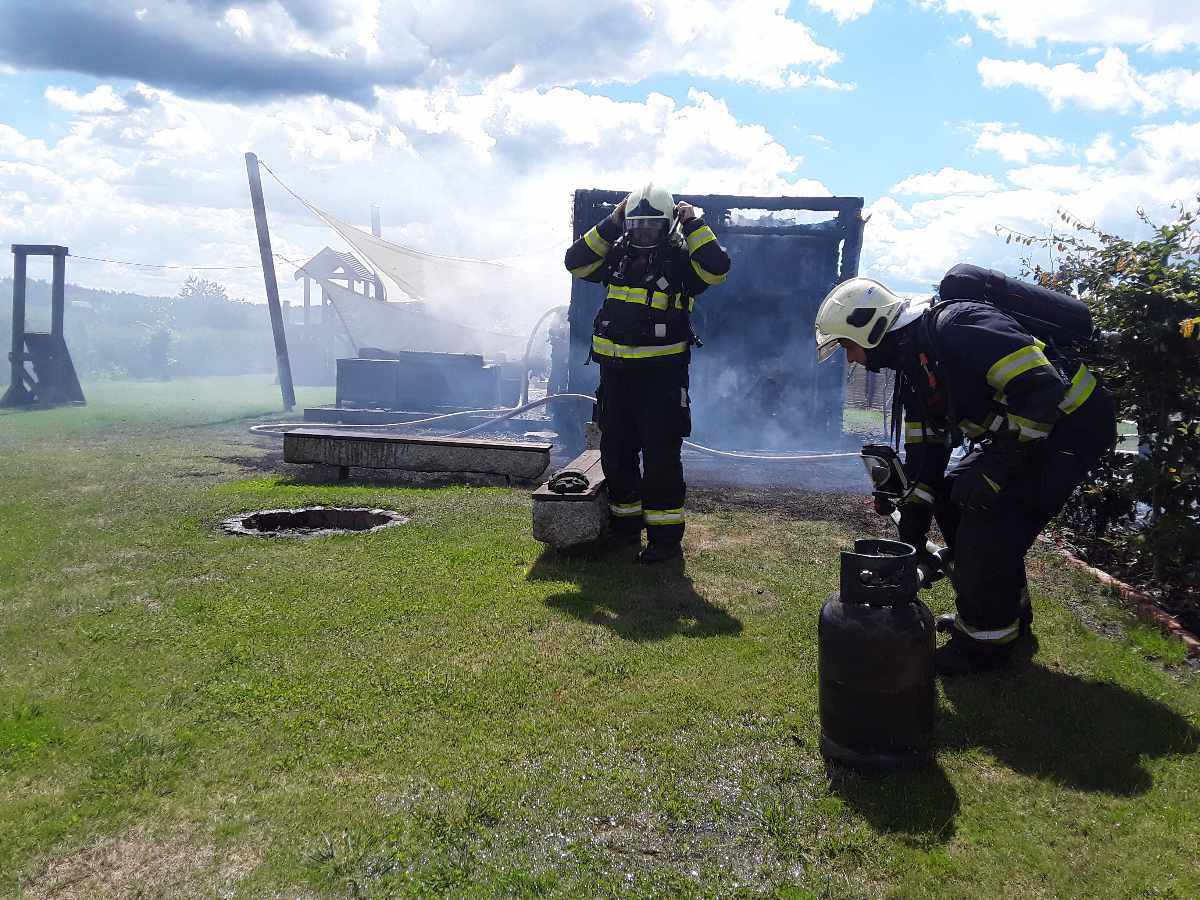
left=872, top=493, right=895, bottom=516
left=896, top=504, right=932, bottom=549
left=951, top=448, right=1019, bottom=512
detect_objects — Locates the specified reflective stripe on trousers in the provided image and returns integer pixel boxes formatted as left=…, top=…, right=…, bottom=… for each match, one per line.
left=592, top=336, right=688, bottom=360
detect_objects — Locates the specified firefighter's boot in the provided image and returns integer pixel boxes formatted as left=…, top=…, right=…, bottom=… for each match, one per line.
left=638, top=542, right=683, bottom=565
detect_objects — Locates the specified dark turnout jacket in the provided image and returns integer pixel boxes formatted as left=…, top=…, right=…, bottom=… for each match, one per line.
left=899, top=300, right=1099, bottom=509
left=564, top=213, right=730, bottom=366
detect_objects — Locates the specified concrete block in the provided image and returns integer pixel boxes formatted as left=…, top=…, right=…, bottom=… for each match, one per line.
left=531, top=449, right=610, bottom=548
left=533, top=488, right=609, bottom=548
left=283, top=429, right=551, bottom=480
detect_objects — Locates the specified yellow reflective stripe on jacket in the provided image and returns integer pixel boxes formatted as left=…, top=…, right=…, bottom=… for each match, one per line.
left=592, top=337, right=689, bottom=360
left=570, top=258, right=604, bottom=278
left=610, top=500, right=643, bottom=517
left=960, top=412, right=1003, bottom=439
left=904, top=482, right=936, bottom=506
left=691, top=258, right=727, bottom=286
left=904, top=421, right=946, bottom=445
left=606, top=285, right=670, bottom=310
left=686, top=225, right=717, bottom=253
left=643, top=507, right=684, bottom=526
left=1058, top=364, right=1097, bottom=414
left=1180, top=316, right=1200, bottom=340
left=959, top=418, right=985, bottom=439
left=953, top=616, right=1020, bottom=645
left=583, top=226, right=610, bottom=258
left=1007, top=413, right=1054, bottom=442
left=986, top=340, right=1054, bottom=391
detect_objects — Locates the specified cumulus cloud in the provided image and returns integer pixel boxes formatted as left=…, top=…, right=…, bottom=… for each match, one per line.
left=891, top=167, right=1001, bottom=195
left=0, top=79, right=828, bottom=328
left=979, top=48, right=1200, bottom=115
left=862, top=121, right=1200, bottom=292
left=0, top=1, right=849, bottom=102
left=971, top=122, right=1066, bottom=164
left=808, top=0, right=875, bottom=24
left=44, top=85, right=128, bottom=114
left=1085, top=133, right=1118, bottom=165
left=922, top=1, right=1200, bottom=50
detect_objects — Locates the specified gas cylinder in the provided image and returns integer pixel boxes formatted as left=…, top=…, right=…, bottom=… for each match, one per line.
left=818, top=538, right=935, bottom=771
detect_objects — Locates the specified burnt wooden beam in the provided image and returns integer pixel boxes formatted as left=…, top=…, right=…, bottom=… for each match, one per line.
left=245, top=152, right=296, bottom=411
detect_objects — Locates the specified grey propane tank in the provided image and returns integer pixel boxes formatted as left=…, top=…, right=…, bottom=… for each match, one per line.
left=818, top=538, right=935, bottom=771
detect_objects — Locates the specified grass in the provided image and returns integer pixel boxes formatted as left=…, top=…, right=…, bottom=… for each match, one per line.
left=1, top=376, right=1198, bottom=898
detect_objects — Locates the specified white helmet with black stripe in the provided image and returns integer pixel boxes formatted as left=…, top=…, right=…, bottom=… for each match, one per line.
left=814, top=277, right=930, bottom=363
left=623, top=182, right=675, bottom=249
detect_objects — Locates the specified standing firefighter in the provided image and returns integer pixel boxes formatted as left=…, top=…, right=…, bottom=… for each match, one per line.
left=815, top=266, right=1116, bottom=675
left=564, top=184, right=731, bottom=563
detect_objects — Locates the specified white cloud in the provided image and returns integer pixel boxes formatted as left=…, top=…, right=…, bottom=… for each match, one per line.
left=862, top=121, right=1200, bottom=292
left=954, top=33, right=973, bottom=48
left=891, top=167, right=1001, bottom=195
left=0, top=1, right=851, bottom=100
left=922, top=1, right=1200, bottom=50
left=0, top=79, right=828, bottom=331
left=44, top=85, right=127, bottom=114
left=972, top=122, right=1066, bottom=164
left=656, top=0, right=845, bottom=90
left=1085, top=133, right=1117, bottom=165
left=1004, top=164, right=1094, bottom=193
left=222, top=8, right=255, bottom=41
left=979, top=48, right=1200, bottom=115
left=808, top=0, right=875, bottom=24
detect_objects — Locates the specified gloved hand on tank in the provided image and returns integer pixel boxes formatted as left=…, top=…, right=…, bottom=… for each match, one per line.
left=949, top=443, right=1023, bottom=511
left=896, top=505, right=932, bottom=548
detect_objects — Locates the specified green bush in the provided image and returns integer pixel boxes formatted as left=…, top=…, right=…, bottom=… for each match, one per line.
left=1020, top=202, right=1199, bottom=590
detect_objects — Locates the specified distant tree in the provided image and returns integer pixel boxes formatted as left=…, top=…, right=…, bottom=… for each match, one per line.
left=178, top=276, right=230, bottom=304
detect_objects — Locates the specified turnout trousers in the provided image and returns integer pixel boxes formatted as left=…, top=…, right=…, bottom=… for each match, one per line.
left=594, top=361, right=691, bottom=547
left=936, top=386, right=1117, bottom=649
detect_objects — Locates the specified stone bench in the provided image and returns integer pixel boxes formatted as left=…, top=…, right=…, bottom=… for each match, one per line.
left=282, top=428, right=552, bottom=481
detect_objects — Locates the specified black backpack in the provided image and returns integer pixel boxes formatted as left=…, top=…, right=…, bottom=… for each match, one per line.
left=935, top=263, right=1095, bottom=349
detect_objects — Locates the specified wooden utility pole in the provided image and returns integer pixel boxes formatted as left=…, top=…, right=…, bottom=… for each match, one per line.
left=244, top=152, right=295, bottom=410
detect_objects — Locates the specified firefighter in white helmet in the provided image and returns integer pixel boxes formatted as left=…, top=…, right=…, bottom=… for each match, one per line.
left=816, top=273, right=1115, bottom=675
left=564, top=182, right=731, bottom=563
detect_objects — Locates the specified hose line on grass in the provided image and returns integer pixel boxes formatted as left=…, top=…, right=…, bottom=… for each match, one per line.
left=248, top=393, right=858, bottom=462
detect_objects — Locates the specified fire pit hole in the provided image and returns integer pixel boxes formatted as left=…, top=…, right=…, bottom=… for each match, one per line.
left=222, top=506, right=407, bottom=538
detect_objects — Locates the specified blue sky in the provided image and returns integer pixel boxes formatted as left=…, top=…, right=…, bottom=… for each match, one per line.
left=0, top=1, right=1197, bottom=322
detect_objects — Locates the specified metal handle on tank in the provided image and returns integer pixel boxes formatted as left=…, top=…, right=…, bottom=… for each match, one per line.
left=838, top=539, right=919, bottom=606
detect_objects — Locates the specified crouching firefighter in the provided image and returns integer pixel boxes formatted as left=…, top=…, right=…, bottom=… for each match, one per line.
left=814, top=265, right=1117, bottom=675
left=564, top=183, right=731, bottom=563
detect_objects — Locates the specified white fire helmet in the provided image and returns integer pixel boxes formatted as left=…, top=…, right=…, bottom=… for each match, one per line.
left=814, top=277, right=930, bottom=363
left=623, top=182, right=675, bottom=249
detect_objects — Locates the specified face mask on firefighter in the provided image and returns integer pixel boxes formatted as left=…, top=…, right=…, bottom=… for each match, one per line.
left=860, top=444, right=910, bottom=498
left=625, top=218, right=670, bottom=249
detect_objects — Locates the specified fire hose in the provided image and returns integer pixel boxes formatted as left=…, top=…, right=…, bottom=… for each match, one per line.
left=248, top=393, right=858, bottom=462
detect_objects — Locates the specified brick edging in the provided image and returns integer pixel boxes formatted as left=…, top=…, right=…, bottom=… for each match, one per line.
left=1040, top=537, right=1200, bottom=658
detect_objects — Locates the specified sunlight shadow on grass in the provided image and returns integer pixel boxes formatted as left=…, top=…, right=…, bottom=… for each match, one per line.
left=828, top=762, right=960, bottom=845
left=940, top=663, right=1199, bottom=796
left=528, top=544, right=743, bottom=642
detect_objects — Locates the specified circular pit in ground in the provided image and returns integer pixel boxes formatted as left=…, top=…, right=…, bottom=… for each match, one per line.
left=221, top=506, right=407, bottom=538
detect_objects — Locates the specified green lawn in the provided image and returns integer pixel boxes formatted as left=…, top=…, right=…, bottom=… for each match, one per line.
left=1, top=377, right=1197, bottom=898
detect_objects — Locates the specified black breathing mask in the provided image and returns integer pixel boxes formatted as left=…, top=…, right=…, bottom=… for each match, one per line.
left=860, top=444, right=910, bottom=500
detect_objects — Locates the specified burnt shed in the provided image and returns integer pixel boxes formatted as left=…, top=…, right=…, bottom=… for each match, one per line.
left=565, top=190, right=865, bottom=449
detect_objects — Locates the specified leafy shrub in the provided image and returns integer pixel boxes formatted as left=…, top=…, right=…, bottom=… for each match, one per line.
left=1015, top=202, right=1199, bottom=591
